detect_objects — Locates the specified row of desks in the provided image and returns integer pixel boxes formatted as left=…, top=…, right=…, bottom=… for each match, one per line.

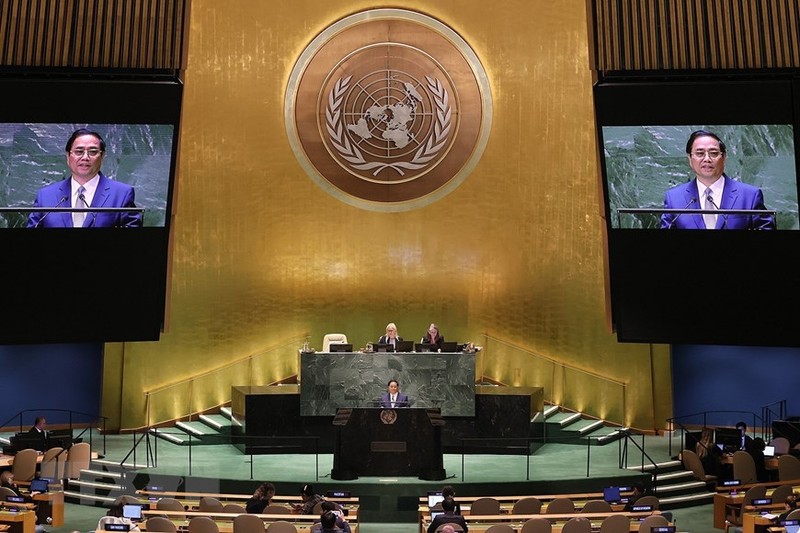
left=419, top=511, right=668, bottom=533
left=138, top=509, right=357, bottom=533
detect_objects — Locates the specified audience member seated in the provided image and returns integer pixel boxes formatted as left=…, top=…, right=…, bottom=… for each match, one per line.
left=622, top=483, right=645, bottom=512
left=318, top=511, right=338, bottom=533
left=749, top=437, right=770, bottom=482
left=246, top=482, right=276, bottom=514
left=696, top=427, right=723, bottom=476
left=428, top=498, right=468, bottom=533
left=442, top=485, right=461, bottom=515
left=778, top=493, right=799, bottom=522
left=293, top=484, right=324, bottom=515
left=1, top=472, right=47, bottom=533
left=311, top=501, right=350, bottom=533
left=98, top=501, right=141, bottom=533
left=421, top=324, right=445, bottom=351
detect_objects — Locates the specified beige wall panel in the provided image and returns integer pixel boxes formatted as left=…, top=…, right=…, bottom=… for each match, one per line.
left=107, top=0, right=671, bottom=431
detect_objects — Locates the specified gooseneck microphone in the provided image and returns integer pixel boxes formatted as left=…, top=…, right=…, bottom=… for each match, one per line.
left=34, top=196, right=68, bottom=228
left=666, top=198, right=696, bottom=229
left=706, top=194, right=728, bottom=228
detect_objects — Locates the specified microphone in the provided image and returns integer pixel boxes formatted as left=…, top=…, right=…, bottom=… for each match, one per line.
left=706, top=194, right=727, bottom=228
left=78, top=193, right=98, bottom=227
left=34, top=196, right=68, bottom=228
left=666, top=198, right=696, bottom=229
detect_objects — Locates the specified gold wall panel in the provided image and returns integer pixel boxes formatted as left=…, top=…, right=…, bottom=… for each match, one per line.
left=104, top=0, right=672, bottom=432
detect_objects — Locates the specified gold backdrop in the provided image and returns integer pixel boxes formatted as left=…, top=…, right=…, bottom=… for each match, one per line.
left=102, top=0, right=672, bottom=432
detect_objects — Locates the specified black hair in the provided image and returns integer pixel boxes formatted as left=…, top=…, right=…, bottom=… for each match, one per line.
left=301, top=483, right=315, bottom=497
left=442, top=485, right=455, bottom=498
left=685, top=130, right=727, bottom=155
left=65, top=128, right=106, bottom=153
left=632, top=482, right=645, bottom=493
left=34, top=416, right=45, bottom=425
left=387, top=379, right=399, bottom=387
left=735, top=421, right=747, bottom=430
left=320, top=501, right=337, bottom=512
left=321, top=511, right=337, bottom=529
left=442, top=497, right=456, bottom=512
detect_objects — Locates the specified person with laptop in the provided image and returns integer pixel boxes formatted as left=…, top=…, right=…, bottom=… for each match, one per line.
left=1, top=472, right=49, bottom=533
left=696, top=427, right=723, bottom=476
left=379, top=379, right=410, bottom=408
left=246, top=481, right=276, bottom=514
left=97, top=501, right=141, bottom=533
left=311, top=501, right=351, bottom=533
left=735, top=421, right=755, bottom=452
left=427, top=497, right=468, bottom=533
left=421, top=323, right=445, bottom=351
left=377, top=323, right=403, bottom=350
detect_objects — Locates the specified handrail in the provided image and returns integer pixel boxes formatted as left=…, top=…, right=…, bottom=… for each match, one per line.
left=618, top=431, right=660, bottom=493
left=142, top=334, right=308, bottom=428
left=0, top=408, right=107, bottom=455
left=666, top=409, right=765, bottom=457
left=481, top=334, right=627, bottom=425
left=761, top=400, right=787, bottom=439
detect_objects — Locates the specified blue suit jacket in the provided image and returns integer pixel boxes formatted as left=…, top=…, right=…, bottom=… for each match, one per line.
left=27, top=174, right=142, bottom=228
left=379, top=393, right=409, bottom=408
left=660, top=176, right=775, bottom=230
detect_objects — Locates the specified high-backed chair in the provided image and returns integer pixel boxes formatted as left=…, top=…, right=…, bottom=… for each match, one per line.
left=638, top=515, right=668, bottom=533
left=265, top=521, right=297, bottom=533
left=545, top=497, right=575, bottom=514
left=189, top=516, right=220, bottom=533
left=521, top=518, right=552, bottom=533
left=113, top=495, right=142, bottom=506
left=682, top=449, right=717, bottom=484
left=787, top=509, right=800, bottom=520
left=778, top=454, right=800, bottom=481
left=725, top=484, right=767, bottom=531
left=156, top=497, right=186, bottom=520
left=11, top=448, right=38, bottom=482
left=40, top=446, right=66, bottom=481
left=485, top=525, right=515, bottom=533
left=770, top=484, right=795, bottom=504
left=263, top=504, right=291, bottom=514
left=732, top=450, right=757, bottom=484
left=146, top=517, right=178, bottom=533
left=561, top=517, right=591, bottom=533
left=635, top=495, right=660, bottom=510
left=771, top=437, right=790, bottom=455
left=512, top=497, right=543, bottom=514
left=322, top=333, right=348, bottom=352
left=580, top=500, right=612, bottom=513
left=599, top=514, right=630, bottom=533
left=0, top=487, right=18, bottom=498
left=234, top=514, right=266, bottom=533
left=435, top=524, right=464, bottom=533
left=224, top=504, right=247, bottom=514
left=199, top=497, right=224, bottom=513
left=469, top=497, right=501, bottom=515
left=65, top=442, right=91, bottom=479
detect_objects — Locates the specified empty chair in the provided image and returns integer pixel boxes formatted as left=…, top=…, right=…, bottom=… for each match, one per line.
left=435, top=524, right=464, bottom=533
left=199, top=497, right=224, bottom=513
left=561, top=517, right=592, bottom=533
left=545, top=497, right=575, bottom=514
left=114, top=495, right=142, bottom=506
left=65, top=442, right=91, bottom=479
left=322, top=333, right=348, bottom=352
left=224, top=504, right=247, bottom=514
left=771, top=437, right=791, bottom=455
left=634, top=495, right=660, bottom=510
left=770, top=484, right=795, bottom=504
left=725, top=484, right=767, bottom=529
left=266, top=521, right=298, bottom=533
left=39, top=447, right=66, bottom=481
left=157, top=497, right=186, bottom=520
left=732, top=450, right=757, bottom=484
left=521, top=518, right=552, bottom=533
left=146, top=517, right=178, bottom=533
left=189, top=516, right=219, bottom=533
left=599, top=514, right=630, bottom=533
left=580, top=500, right=612, bottom=513
left=469, top=497, right=501, bottom=515
left=485, top=525, right=515, bottom=533
left=512, top=497, right=543, bottom=514
left=234, top=514, right=266, bottom=533
left=779, top=454, right=800, bottom=481
left=682, top=448, right=717, bottom=484
left=638, top=515, right=668, bottom=533
left=263, top=504, right=291, bottom=515
left=10, top=448, right=38, bottom=482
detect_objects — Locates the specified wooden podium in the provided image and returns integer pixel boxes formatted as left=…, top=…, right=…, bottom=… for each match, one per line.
left=331, top=407, right=446, bottom=481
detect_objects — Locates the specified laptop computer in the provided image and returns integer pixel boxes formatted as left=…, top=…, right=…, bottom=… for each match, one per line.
left=29, top=478, right=49, bottom=493
left=431, top=511, right=444, bottom=521
left=440, top=341, right=459, bottom=352
left=122, top=504, right=143, bottom=521
left=415, top=343, right=434, bottom=352
left=603, top=486, right=621, bottom=503
left=395, top=340, right=414, bottom=352
left=427, top=491, right=444, bottom=507
left=372, top=343, right=393, bottom=352
left=764, top=445, right=776, bottom=457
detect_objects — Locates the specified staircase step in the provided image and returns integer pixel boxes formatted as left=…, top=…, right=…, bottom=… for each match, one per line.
left=659, top=491, right=715, bottom=509
left=68, top=479, right=125, bottom=492
left=92, top=458, right=148, bottom=470
left=561, top=419, right=605, bottom=434
left=220, top=406, right=233, bottom=419
left=543, top=405, right=560, bottom=418
left=656, top=480, right=709, bottom=494
left=655, top=470, right=695, bottom=482
left=150, top=429, right=192, bottom=445
left=64, top=490, right=116, bottom=506
left=595, top=428, right=629, bottom=445
left=199, top=414, right=233, bottom=434
left=627, top=459, right=682, bottom=472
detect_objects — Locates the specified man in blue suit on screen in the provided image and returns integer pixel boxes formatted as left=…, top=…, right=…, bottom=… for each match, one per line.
left=660, top=130, right=775, bottom=230
left=27, top=128, right=142, bottom=228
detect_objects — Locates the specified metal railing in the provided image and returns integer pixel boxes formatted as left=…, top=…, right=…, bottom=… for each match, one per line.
left=0, top=408, right=107, bottom=455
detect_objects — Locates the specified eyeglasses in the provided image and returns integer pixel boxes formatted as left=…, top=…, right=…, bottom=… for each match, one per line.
left=691, top=150, right=723, bottom=160
left=69, top=148, right=103, bottom=158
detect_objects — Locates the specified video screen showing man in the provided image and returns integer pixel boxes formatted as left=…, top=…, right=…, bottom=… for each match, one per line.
left=27, top=129, right=142, bottom=228
left=661, top=130, right=776, bottom=230
left=379, top=379, right=410, bottom=408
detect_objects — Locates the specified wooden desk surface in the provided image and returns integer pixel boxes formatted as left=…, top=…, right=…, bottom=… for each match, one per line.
left=136, top=510, right=358, bottom=533
left=420, top=512, right=664, bottom=533
left=0, top=510, right=36, bottom=533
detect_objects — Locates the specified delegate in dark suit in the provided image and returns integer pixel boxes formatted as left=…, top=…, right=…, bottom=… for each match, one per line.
left=379, top=392, right=410, bottom=408
left=660, top=176, right=775, bottom=230
left=26, top=426, right=48, bottom=451
left=27, top=173, right=142, bottom=228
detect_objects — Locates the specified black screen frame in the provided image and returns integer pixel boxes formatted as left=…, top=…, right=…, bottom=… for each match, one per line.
left=594, top=75, right=800, bottom=346
left=0, top=76, right=181, bottom=344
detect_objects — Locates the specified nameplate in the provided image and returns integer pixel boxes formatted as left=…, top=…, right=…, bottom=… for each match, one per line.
left=370, top=441, right=407, bottom=452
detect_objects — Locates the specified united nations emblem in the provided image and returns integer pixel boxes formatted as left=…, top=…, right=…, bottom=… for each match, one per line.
left=286, top=9, right=492, bottom=211
left=380, top=409, right=398, bottom=425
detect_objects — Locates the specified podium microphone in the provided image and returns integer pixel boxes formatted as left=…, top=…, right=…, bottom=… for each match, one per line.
left=667, top=198, right=695, bottom=229
left=34, top=196, right=68, bottom=228
left=706, top=195, right=727, bottom=228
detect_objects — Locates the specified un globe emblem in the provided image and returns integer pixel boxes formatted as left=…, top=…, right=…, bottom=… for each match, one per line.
left=286, top=9, right=492, bottom=211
